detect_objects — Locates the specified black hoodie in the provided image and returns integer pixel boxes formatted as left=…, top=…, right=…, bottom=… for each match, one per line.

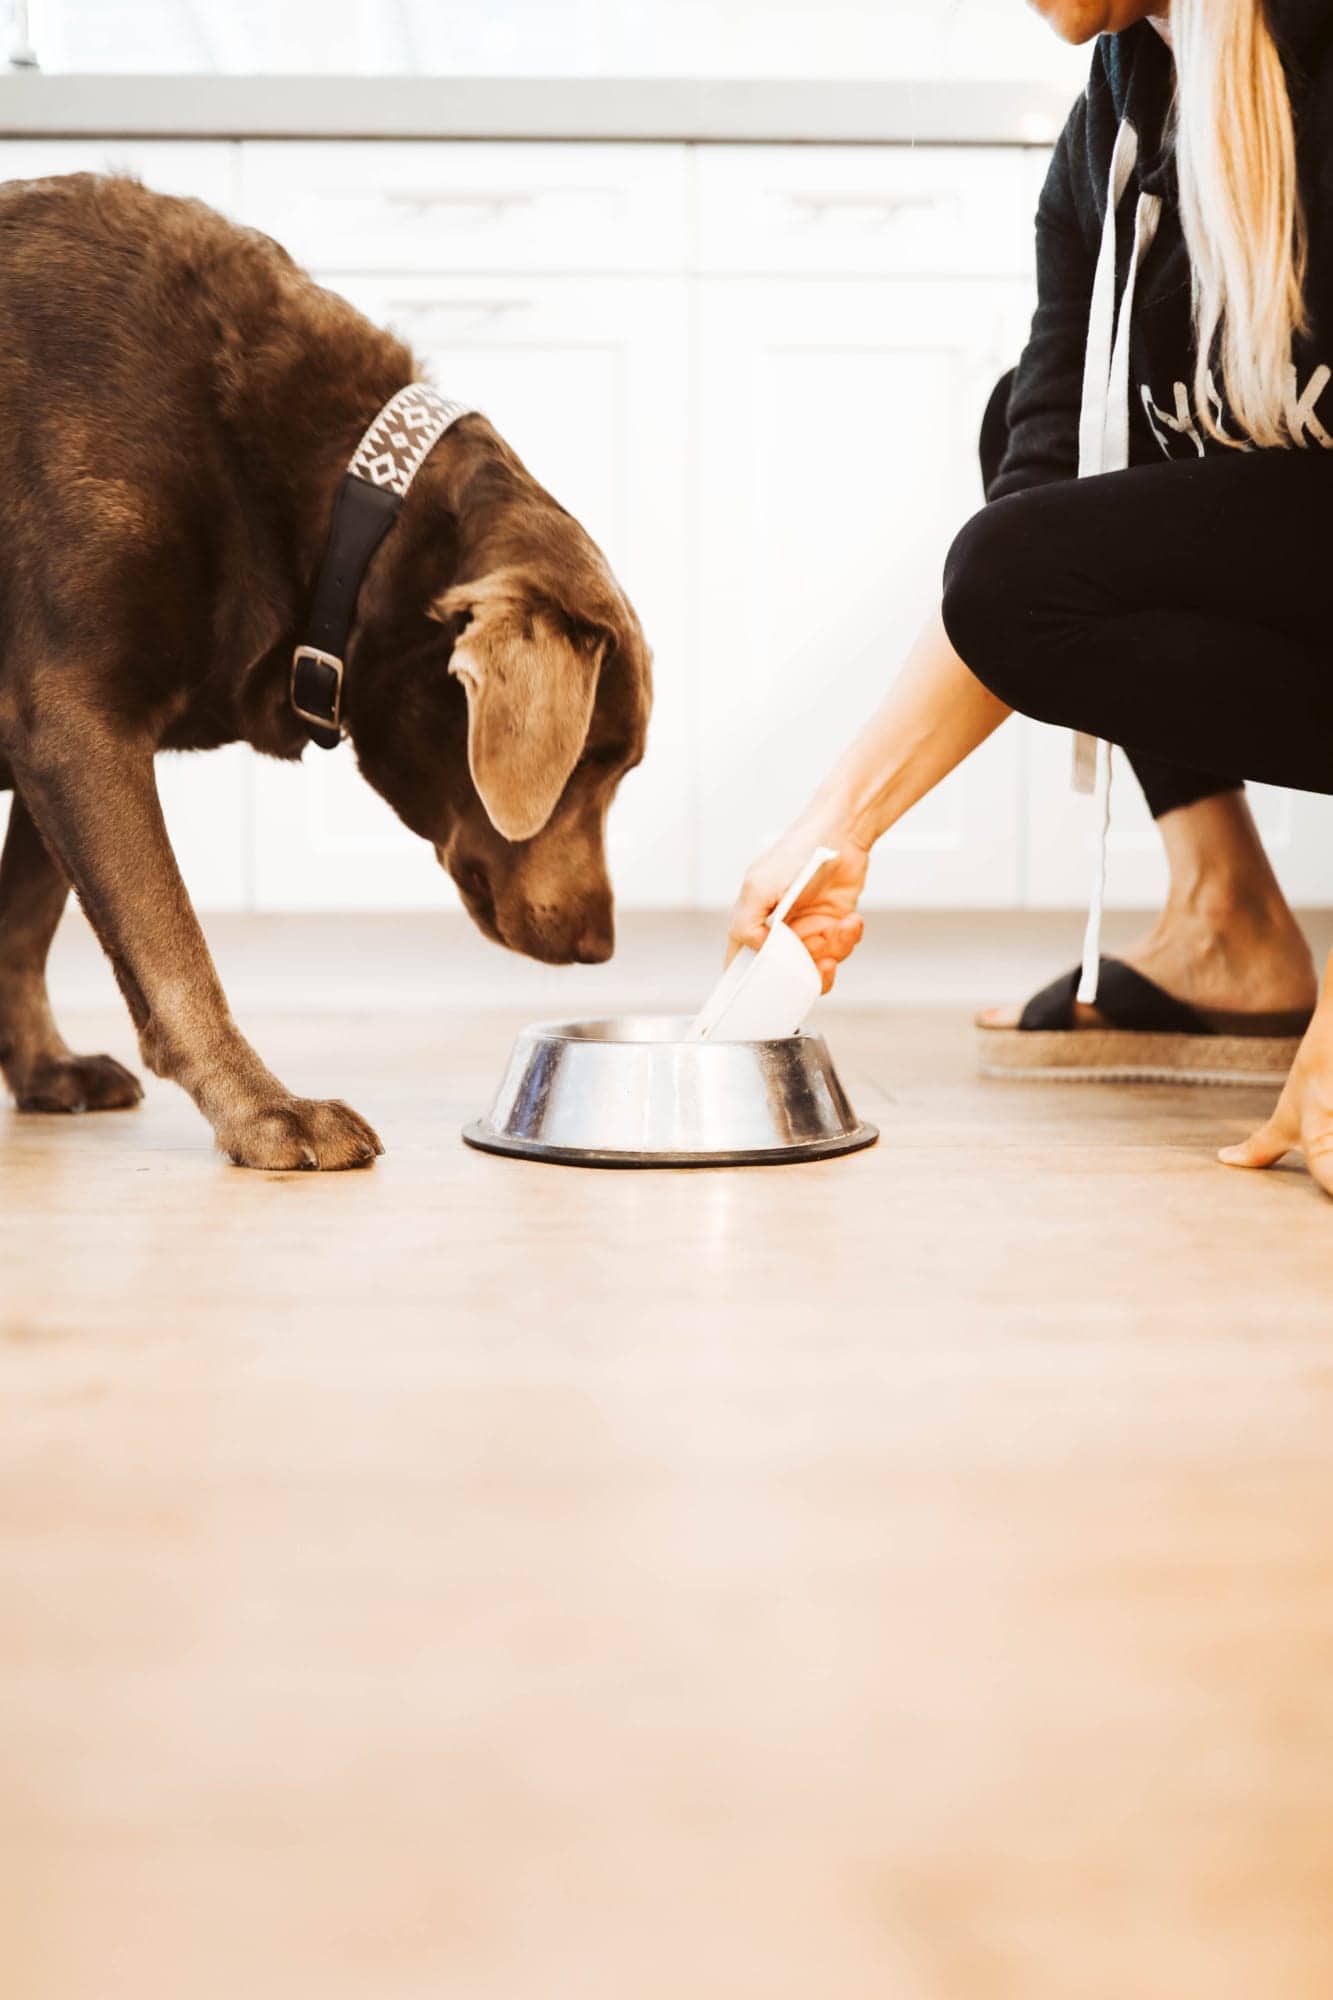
left=990, top=0, right=1333, bottom=498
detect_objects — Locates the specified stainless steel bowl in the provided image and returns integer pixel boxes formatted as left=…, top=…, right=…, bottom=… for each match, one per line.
left=463, top=1015, right=878, bottom=1168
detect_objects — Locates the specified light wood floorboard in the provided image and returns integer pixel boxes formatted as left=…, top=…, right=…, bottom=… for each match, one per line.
left=3, top=919, right=1332, bottom=1999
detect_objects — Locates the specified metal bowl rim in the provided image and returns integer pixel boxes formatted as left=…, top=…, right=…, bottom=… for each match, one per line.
left=512, top=1014, right=822, bottom=1049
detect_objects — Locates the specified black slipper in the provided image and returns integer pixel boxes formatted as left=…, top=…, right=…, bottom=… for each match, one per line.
left=978, top=956, right=1312, bottom=1085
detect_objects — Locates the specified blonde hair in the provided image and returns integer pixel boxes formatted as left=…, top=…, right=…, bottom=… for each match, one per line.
left=1171, top=0, right=1307, bottom=445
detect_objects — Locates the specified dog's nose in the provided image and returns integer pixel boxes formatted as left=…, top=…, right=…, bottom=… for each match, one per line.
left=572, top=923, right=614, bottom=965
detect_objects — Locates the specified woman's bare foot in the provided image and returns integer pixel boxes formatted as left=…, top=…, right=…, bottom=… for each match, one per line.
left=1220, top=952, right=1333, bottom=1196
left=979, top=791, right=1318, bottom=1028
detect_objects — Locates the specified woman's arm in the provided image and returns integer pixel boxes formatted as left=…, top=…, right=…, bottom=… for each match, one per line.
left=726, top=605, right=1011, bottom=986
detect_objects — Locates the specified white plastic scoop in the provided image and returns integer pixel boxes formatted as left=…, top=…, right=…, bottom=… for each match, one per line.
left=687, top=847, right=839, bottom=1042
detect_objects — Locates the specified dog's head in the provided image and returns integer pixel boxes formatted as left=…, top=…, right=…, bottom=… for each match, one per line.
left=347, top=423, right=651, bottom=964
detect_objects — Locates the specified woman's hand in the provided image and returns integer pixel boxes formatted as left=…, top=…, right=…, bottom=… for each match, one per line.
left=1220, top=953, right=1333, bottom=1195
left=726, top=822, right=870, bottom=993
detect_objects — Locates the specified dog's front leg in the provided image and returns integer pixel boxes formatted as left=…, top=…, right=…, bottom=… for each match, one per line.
left=9, top=713, right=382, bottom=1170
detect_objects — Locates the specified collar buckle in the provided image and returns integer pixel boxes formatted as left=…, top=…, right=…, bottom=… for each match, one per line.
left=291, top=644, right=345, bottom=740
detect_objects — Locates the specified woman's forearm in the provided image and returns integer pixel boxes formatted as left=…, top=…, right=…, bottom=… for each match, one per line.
left=805, top=604, right=1011, bottom=847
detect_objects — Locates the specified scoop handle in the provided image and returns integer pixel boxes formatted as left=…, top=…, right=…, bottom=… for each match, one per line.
left=769, top=846, right=840, bottom=930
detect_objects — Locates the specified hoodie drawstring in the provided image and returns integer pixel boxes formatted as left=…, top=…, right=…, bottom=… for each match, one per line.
left=1072, top=118, right=1162, bottom=1006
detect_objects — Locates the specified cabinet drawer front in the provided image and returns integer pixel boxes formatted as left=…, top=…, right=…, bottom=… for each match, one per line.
left=0, top=140, right=237, bottom=212
left=239, top=142, right=689, bottom=273
left=697, top=145, right=1036, bottom=277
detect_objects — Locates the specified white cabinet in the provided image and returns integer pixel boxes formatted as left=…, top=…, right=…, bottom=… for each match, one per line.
left=693, top=143, right=1042, bottom=911
left=250, top=269, right=692, bottom=910
left=695, top=274, right=1032, bottom=908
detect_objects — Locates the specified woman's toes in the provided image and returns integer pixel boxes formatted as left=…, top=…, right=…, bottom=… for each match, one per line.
left=976, top=1003, right=1021, bottom=1029
left=1218, top=1115, right=1291, bottom=1169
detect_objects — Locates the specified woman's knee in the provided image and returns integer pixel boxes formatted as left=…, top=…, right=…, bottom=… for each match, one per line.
left=941, top=497, right=1042, bottom=710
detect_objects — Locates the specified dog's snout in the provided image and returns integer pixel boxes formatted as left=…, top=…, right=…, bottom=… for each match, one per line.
left=448, top=841, right=616, bottom=965
left=572, top=921, right=614, bottom=965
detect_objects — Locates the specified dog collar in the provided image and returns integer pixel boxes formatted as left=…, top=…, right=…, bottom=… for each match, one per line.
left=291, top=382, right=474, bottom=749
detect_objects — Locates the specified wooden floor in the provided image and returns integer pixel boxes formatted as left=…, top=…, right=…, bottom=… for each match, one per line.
left=4, top=915, right=1333, bottom=1999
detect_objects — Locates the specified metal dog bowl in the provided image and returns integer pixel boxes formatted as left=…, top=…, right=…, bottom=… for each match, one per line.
left=462, top=1015, right=879, bottom=1169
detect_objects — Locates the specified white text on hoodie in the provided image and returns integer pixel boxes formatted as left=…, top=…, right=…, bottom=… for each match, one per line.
left=1141, top=364, right=1333, bottom=456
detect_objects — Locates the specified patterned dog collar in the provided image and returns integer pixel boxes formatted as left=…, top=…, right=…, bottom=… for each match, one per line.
left=349, top=383, right=473, bottom=497
left=291, top=383, right=476, bottom=749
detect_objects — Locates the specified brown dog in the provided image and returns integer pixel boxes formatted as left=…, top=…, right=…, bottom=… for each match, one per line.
left=0, top=174, right=651, bottom=1169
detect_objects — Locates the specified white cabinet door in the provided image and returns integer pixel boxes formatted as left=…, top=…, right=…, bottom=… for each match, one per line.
left=1022, top=727, right=1333, bottom=909
left=695, top=275, right=1033, bottom=908
left=251, top=272, right=691, bottom=910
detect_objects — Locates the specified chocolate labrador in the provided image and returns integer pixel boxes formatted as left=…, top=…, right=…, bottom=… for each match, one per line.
left=0, top=173, right=651, bottom=1169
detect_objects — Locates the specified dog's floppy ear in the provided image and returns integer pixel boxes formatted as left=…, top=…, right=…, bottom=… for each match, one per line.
left=430, top=569, right=605, bottom=842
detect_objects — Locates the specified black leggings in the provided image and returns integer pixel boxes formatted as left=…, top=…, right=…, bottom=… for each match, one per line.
left=956, top=392, right=1333, bottom=810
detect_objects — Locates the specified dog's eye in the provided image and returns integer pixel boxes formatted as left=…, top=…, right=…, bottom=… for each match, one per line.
left=453, top=608, right=474, bottom=633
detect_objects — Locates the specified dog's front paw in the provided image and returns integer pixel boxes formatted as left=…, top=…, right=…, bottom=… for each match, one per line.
left=219, top=1096, right=384, bottom=1172
left=13, top=1052, right=145, bottom=1114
